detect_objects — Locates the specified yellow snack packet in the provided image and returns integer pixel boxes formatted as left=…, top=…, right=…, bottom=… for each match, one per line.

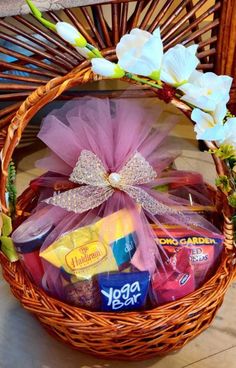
left=40, top=209, right=135, bottom=279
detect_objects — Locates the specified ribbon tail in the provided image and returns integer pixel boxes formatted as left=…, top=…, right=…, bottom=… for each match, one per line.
left=123, top=185, right=186, bottom=217
left=44, top=185, right=114, bottom=213
left=123, top=186, right=203, bottom=228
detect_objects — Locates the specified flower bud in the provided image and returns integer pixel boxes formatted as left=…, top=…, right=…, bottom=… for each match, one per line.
left=56, top=22, right=87, bottom=48
left=91, top=59, right=125, bottom=78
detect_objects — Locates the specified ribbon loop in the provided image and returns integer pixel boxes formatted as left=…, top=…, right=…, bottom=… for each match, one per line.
left=45, top=149, right=177, bottom=216
left=70, top=150, right=108, bottom=187
left=119, top=152, right=156, bottom=186
left=45, top=185, right=114, bottom=213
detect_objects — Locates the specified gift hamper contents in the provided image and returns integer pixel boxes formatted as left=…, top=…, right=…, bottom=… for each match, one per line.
left=11, top=96, right=224, bottom=312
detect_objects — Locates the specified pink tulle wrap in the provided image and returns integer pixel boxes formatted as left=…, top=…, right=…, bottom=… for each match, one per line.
left=12, top=96, right=223, bottom=304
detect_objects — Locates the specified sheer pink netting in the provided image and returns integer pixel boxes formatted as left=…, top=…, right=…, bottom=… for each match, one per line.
left=12, top=96, right=223, bottom=306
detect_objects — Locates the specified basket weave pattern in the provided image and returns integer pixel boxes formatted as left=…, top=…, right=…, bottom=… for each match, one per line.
left=0, top=52, right=236, bottom=359
left=0, top=249, right=235, bottom=360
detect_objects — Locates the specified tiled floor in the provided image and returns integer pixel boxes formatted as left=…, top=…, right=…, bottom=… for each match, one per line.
left=1, top=105, right=236, bottom=368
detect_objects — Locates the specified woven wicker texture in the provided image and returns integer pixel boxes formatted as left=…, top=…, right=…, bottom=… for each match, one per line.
left=0, top=248, right=235, bottom=360
left=0, top=52, right=236, bottom=359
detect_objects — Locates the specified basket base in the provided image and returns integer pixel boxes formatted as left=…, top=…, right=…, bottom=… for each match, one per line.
left=0, top=250, right=235, bottom=360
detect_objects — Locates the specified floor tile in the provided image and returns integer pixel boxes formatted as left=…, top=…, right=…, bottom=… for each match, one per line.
left=185, top=346, right=236, bottom=368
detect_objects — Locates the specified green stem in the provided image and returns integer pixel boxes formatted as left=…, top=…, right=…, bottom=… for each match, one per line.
left=125, top=73, right=162, bottom=89
left=25, top=0, right=56, bottom=31
left=86, top=44, right=102, bottom=58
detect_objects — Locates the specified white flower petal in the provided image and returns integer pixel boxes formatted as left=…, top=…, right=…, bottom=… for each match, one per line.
left=220, top=118, right=236, bottom=146
left=201, top=72, right=219, bottom=87
left=118, top=51, right=155, bottom=76
left=161, top=44, right=199, bottom=86
left=182, top=93, right=217, bottom=111
left=179, top=82, right=202, bottom=96
left=179, top=69, right=232, bottom=111
left=117, top=35, right=140, bottom=60
left=116, top=27, right=163, bottom=77
left=153, top=28, right=161, bottom=37
left=224, top=117, right=236, bottom=130
left=192, top=108, right=214, bottom=129
left=141, top=29, right=163, bottom=71
left=200, top=124, right=226, bottom=141
left=189, top=70, right=203, bottom=83
left=218, top=75, right=233, bottom=91
left=130, top=28, right=151, bottom=39
left=192, top=108, right=215, bottom=139
left=213, top=100, right=227, bottom=124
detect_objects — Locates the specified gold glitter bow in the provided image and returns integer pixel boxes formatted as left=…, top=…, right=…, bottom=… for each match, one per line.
left=45, top=150, right=176, bottom=215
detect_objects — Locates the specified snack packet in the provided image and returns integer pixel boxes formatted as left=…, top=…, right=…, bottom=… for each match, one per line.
left=12, top=218, right=54, bottom=285
left=64, top=277, right=101, bottom=310
left=151, top=247, right=195, bottom=305
left=152, top=224, right=224, bottom=287
left=40, top=209, right=136, bottom=280
left=98, top=271, right=150, bottom=311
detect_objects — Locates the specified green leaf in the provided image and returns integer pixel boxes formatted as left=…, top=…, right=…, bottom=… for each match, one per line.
left=0, top=236, right=19, bottom=262
left=1, top=214, right=12, bottom=237
left=149, top=70, right=161, bottom=81
left=228, top=192, right=236, bottom=208
left=210, top=144, right=236, bottom=160
left=6, top=160, right=17, bottom=214
left=215, top=175, right=231, bottom=193
left=225, top=110, right=236, bottom=120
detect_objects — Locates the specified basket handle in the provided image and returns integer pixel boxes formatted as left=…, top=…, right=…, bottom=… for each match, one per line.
left=0, top=50, right=233, bottom=228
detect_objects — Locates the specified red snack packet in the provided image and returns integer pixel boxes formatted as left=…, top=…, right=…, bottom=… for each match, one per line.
left=152, top=225, right=224, bottom=288
left=151, top=247, right=195, bottom=305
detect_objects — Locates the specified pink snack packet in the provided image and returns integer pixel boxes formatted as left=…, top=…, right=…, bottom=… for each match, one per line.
left=153, top=225, right=224, bottom=288
left=151, top=247, right=195, bottom=305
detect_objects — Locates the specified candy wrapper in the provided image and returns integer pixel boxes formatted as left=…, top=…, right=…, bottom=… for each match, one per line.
left=12, top=96, right=224, bottom=311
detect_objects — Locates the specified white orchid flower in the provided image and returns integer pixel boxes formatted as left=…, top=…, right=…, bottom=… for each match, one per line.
left=191, top=108, right=226, bottom=141
left=191, top=99, right=230, bottom=141
left=217, top=118, right=236, bottom=146
left=116, top=28, right=163, bottom=80
left=213, top=100, right=228, bottom=124
left=179, top=71, right=233, bottom=111
left=56, top=22, right=87, bottom=48
left=160, top=44, right=199, bottom=87
left=91, top=58, right=125, bottom=78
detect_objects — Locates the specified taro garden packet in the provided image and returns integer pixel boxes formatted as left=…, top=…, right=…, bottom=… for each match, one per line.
left=152, top=225, right=224, bottom=287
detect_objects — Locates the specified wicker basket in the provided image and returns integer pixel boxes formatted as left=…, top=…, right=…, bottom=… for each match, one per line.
left=0, top=51, right=236, bottom=360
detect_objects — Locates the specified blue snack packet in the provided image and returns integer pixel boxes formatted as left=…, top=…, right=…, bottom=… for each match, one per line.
left=111, top=233, right=137, bottom=270
left=98, top=271, right=150, bottom=312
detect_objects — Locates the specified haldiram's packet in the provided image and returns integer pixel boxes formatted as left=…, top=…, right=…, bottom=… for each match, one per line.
left=40, top=209, right=136, bottom=280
